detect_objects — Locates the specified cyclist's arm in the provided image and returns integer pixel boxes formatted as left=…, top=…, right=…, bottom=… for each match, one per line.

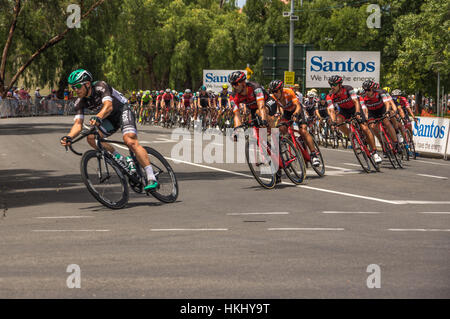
left=96, top=100, right=113, bottom=120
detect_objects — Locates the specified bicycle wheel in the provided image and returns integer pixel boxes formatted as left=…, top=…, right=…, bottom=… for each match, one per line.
left=349, top=131, right=371, bottom=173
left=280, top=137, right=307, bottom=184
left=393, top=143, right=404, bottom=168
left=80, top=150, right=129, bottom=209
left=245, top=136, right=276, bottom=189
left=311, top=139, right=325, bottom=177
left=405, top=130, right=416, bottom=159
left=380, top=134, right=397, bottom=169
left=143, top=146, right=178, bottom=203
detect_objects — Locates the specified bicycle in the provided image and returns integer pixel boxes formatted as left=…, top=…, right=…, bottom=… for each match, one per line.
left=236, top=117, right=306, bottom=189
left=277, top=119, right=325, bottom=177
left=65, top=125, right=179, bottom=209
left=399, top=117, right=417, bottom=160
left=372, top=114, right=403, bottom=169
left=335, top=116, right=380, bottom=173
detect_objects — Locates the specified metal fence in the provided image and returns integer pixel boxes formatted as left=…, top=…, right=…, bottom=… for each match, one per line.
left=0, top=98, right=77, bottom=118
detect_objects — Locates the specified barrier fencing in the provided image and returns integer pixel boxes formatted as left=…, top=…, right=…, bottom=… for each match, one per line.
left=0, top=98, right=77, bottom=118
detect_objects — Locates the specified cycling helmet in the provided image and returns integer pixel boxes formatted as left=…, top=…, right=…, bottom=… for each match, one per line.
left=320, top=93, right=327, bottom=100
left=200, top=85, right=206, bottom=91
left=196, top=92, right=199, bottom=95
left=268, top=80, right=284, bottom=93
left=145, top=90, right=150, bottom=95
left=328, top=75, right=343, bottom=86
left=310, top=89, right=318, bottom=94
left=172, top=90, right=176, bottom=94
left=165, top=88, right=171, bottom=93
left=229, top=71, right=246, bottom=85
left=307, top=91, right=316, bottom=98
left=185, top=89, right=191, bottom=94
left=362, top=79, right=377, bottom=91
left=391, top=89, right=402, bottom=96
left=207, top=88, right=213, bottom=94
left=382, top=86, right=391, bottom=93
left=159, top=90, right=164, bottom=94
left=222, top=84, right=228, bottom=89
left=68, top=69, right=93, bottom=85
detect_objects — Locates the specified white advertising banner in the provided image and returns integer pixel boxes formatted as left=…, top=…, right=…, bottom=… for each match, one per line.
left=412, top=117, right=450, bottom=155
left=203, top=69, right=247, bottom=93
left=306, top=51, right=380, bottom=88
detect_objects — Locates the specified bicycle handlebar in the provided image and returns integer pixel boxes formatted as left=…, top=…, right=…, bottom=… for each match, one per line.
left=64, top=126, right=97, bottom=156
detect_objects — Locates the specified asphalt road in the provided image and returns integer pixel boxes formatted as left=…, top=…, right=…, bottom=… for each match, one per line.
left=0, top=116, right=449, bottom=298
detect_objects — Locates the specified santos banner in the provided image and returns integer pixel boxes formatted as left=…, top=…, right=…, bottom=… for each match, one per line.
left=413, top=117, right=449, bottom=156
left=306, top=51, right=380, bottom=88
left=203, top=70, right=247, bottom=93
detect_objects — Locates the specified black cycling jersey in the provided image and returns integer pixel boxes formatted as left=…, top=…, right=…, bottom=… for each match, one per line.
left=73, top=81, right=136, bottom=136
left=303, top=98, right=318, bottom=117
left=199, top=92, right=210, bottom=108
left=219, top=90, right=230, bottom=107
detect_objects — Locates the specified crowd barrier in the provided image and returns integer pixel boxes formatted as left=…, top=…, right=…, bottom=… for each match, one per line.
left=0, top=98, right=77, bottom=118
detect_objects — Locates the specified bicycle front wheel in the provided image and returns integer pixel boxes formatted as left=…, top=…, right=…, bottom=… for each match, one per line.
left=349, top=131, right=371, bottom=173
left=245, top=136, right=277, bottom=189
left=143, top=146, right=178, bottom=203
left=80, top=150, right=129, bottom=209
left=280, top=137, right=306, bottom=184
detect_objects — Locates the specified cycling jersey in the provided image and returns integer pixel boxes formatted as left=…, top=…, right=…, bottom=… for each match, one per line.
left=392, top=96, right=410, bottom=110
left=219, top=90, right=230, bottom=107
left=198, top=92, right=210, bottom=108
left=73, top=81, right=136, bottom=136
left=141, top=93, right=152, bottom=103
left=270, top=88, right=299, bottom=112
left=303, top=97, right=318, bottom=117
left=230, top=81, right=268, bottom=113
left=182, top=93, right=194, bottom=107
left=317, top=100, right=329, bottom=118
left=162, top=93, right=174, bottom=107
left=362, top=89, right=390, bottom=111
left=326, top=85, right=358, bottom=110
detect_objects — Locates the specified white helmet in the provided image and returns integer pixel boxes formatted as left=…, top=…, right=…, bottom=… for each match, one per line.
left=307, top=91, right=316, bottom=98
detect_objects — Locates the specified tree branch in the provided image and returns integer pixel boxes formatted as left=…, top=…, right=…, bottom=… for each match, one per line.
left=4, top=0, right=106, bottom=94
left=0, top=0, right=21, bottom=91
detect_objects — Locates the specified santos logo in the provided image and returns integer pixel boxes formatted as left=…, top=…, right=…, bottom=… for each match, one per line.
left=205, top=73, right=230, bottom=83
left=413, top=118, right=446, bottom=139
left=310, top=56, right=376, bottom=73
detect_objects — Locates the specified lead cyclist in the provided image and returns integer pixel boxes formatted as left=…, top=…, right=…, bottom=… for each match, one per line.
left=60, top=69, right=158, bottom=191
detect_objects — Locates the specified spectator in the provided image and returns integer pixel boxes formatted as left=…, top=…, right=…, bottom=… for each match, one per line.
left=13, top=89, right=20, bottom=101
left=34, top=87, right=42, bottom=100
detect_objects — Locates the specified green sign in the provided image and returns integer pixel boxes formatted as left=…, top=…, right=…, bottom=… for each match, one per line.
left=263, top=43, right=314, bottom=93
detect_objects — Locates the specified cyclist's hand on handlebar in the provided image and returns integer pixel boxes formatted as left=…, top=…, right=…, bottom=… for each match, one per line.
left=60, top=135, right=72, bottom=147
left=90, top=116, right=103, bottom=126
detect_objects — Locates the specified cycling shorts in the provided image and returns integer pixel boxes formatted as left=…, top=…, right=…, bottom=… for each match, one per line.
left=98, top=104, right=137, bottom=137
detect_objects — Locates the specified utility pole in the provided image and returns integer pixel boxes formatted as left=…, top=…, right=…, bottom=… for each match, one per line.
left=288, top=0, right=295, bottom=72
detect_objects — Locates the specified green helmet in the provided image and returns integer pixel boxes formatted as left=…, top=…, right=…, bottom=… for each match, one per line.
left=68, top=69, right=93, bottom=85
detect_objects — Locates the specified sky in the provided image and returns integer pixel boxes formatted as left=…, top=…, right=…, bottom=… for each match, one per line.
left=237, top=0, right=246, bottom=8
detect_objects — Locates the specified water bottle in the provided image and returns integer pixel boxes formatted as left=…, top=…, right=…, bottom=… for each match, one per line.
left=126, top=156, right=136, bottom=174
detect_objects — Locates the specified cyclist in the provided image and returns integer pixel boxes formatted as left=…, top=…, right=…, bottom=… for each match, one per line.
left=139, top=90, right=152, bottom=124
left=180, top=89, right=194, bottom=124
left=161, top=89, right=174, bottom=124
left=391, top=89, right=418, bottom=136
left=361, top=79, right=399, bottom=151
left=60, top=69, right=158, bottom=190
left=216, top=84, right=232, bottom=127
left=269, top=80, right=320, bottom=167
left=317, top=92, right=332, bottom=134
left=327, top=75, right=382, bottom=164
left=228, top=71, right=275, bottom=129
left=197, top=86, right=211, bottom=125
left=303, top=91, right=320, bottom=132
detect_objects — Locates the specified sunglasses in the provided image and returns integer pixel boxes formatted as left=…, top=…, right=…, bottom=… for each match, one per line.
left=231, top=80, right=243, bottom=87
left=71, top=82, right=86, bottom=90
left=330, top=83, right=339, bottom=87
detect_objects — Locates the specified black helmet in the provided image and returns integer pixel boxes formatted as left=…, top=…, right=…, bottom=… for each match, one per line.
left=268, top=80, right=284, bottom=93
left=362, top=79, right=377, bottom=91
left=229, top=71, right=246, bottom=85
left=328, top=75, right=343, bottom=86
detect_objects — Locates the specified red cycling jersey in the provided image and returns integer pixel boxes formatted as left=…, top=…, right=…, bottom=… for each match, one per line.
left=326, top=85, right=358, bottom=110
left=230, top=81, right=268, bottom=113
left=362, top=89, right=390, bottom=110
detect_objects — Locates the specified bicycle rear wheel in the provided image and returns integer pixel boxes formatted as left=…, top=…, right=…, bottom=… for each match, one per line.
left=80, top=150, right=129, bottom=209
left=405, top=130, right=416, bottom=159
left=143, top=146, right=178, bottom=203
left=311, top=139, right=325, bottom=177
left=245, top=136, right=277, bottom=189
left=349, top=131, right=371, bottom=173
left=280, top=137, right=306, bottom=184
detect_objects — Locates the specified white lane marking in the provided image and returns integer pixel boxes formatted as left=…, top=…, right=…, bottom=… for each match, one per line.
left=321, top=148, right=351, bottom=153
left=268, top=227, right=345, bottom=231
left=326, top=165, right=356, bottom=170
left=392, top=200, right=450, bottom=205
left=165, top=157, right=449, bottom=205
left=227, top=212, right=290, bottom=215
left=150, top=228, right=228, bottom=231
left=297, top=185, right=400, bottom=205
left=343, top=163, right=362, bottom=167
left=416, top=173, right=448, bottom=180
left=415, top=160, right=450, bottom=167
left=9, top=185, right=85, bottom=193
left=32, top=230, right=109, bottom=232
left=36, top=216, right=94, bottom=219
left=388, top=229, right=450, bottom=232
left=418, top=212, right=450, bottom=214
left=322, top=211, right=381, bottom=214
